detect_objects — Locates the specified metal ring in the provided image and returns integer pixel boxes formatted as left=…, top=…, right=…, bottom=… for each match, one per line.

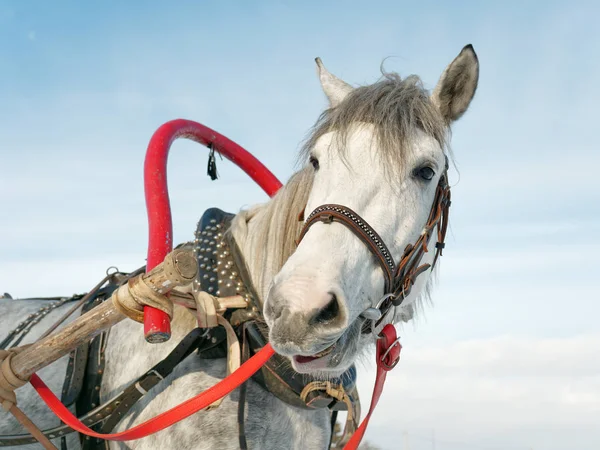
left=106, top=266, right=120, bottom=276
left=373, top=298, right=398, bottom=340
left=380, top=354, right=401, bottom=370
left=374, top=293, right=395, bottom=310
left=200, top=328, right=211, bottom=338
left=380, top=336, right=402, bottom=369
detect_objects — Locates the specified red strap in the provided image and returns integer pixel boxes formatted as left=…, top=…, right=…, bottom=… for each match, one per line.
left=28, top=327, right=398, bottom=445
left=29, top=344, right=275, bottom=441
left=344, top=324, right=401, bottom=450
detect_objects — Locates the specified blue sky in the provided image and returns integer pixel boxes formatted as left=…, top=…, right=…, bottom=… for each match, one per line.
left=1, top=1, right=599, bottom=449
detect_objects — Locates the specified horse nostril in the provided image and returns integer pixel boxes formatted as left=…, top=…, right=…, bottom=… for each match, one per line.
left=311, top=293, right=340, bottom=325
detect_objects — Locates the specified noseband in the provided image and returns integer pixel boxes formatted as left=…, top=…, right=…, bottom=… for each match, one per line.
left=296, top=172, right=451, bottom=327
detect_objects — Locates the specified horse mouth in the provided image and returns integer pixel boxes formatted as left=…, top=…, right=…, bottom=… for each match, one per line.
left=293, top=342, right=336, bottom=365
left=286, top=317, right=362, bottom=373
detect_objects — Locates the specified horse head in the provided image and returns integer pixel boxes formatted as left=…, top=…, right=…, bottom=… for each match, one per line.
left=262, top=45, right=479, bottom=376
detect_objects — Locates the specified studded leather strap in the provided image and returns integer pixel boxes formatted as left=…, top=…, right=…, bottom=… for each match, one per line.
left=297, top=205, right=396, bottom=293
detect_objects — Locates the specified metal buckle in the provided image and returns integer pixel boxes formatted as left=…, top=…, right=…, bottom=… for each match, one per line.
left=379, top=336, right=402, bottom=370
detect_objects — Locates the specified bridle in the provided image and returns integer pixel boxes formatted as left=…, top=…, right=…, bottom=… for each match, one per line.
left=296, top=166, right=451, bottom=328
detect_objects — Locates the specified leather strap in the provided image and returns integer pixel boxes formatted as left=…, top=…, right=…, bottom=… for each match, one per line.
left=237, top=323, right=250, bottom=450
left=27, top=344, right=275, bottom=442
left=99, top=327, right=218, bottom=433
left=0, top=327, right=229, bottom=446
left=8, top=404, right=57, bottom=450
left=297, top=205, right=396, bottom=292
left=344, top=324, right=401, bottom=449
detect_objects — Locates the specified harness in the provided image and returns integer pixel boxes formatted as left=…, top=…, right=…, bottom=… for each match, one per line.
left=0, top=208, right=358, bottom=449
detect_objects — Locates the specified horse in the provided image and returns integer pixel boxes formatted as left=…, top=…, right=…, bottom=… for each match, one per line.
left=0, top=44, right=479, bottom=450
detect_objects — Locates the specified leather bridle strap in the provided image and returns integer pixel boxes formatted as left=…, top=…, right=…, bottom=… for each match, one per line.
left=390, top=179, right=450, bottom=303
left=297, top=205, right=396, bottom=293
left=297, top=174, right=451, bottom=318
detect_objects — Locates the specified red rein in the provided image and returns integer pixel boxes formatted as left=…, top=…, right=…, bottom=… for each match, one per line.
left=28, top=120, right=399, bottom=448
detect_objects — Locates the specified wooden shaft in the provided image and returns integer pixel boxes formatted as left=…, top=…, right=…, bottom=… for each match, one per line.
left=11, top=300, right=125, bottom=380
left=10, top=248, right=198, bottom=382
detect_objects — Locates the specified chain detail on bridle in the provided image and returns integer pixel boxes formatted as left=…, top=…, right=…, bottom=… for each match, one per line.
left=296, top=172, right=451, bottom=322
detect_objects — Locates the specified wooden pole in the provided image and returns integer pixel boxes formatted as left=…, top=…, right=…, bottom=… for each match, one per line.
left=9, top=248, right=197, bottom=382
left=11, top=300, right=125, bottom=380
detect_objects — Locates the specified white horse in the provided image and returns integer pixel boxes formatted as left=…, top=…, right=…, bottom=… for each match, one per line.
left=0, top=44, right=479, bottom=449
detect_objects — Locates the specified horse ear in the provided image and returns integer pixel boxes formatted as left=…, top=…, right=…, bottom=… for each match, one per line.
left=431, top=44, right=479, bottom=123
left=315, top=57, right=353, bottom=107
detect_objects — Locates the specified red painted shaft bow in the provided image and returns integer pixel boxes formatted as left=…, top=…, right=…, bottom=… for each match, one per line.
left=143, top=119, right=282, bottom=342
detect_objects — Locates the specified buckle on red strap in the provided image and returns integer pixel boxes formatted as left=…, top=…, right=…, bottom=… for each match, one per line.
left=377, top=324, right=402, bottom=371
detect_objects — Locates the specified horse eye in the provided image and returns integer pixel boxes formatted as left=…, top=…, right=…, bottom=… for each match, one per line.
left=309, top=156, right=320, bottom=170
left=416, top=166, right=435, bottom=181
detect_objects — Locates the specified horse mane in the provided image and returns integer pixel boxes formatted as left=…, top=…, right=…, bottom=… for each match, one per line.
left=228, top=168, right=314, bottom=303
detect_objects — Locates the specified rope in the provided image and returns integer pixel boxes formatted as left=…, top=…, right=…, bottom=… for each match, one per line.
left=112, top=276, right=173, bottom=323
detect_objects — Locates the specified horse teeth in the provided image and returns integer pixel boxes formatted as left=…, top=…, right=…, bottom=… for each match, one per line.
left=314, top=344, right=334, bottom=358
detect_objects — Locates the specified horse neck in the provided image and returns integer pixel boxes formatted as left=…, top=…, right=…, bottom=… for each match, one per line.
left=229, top=168, right=313, bottom=305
